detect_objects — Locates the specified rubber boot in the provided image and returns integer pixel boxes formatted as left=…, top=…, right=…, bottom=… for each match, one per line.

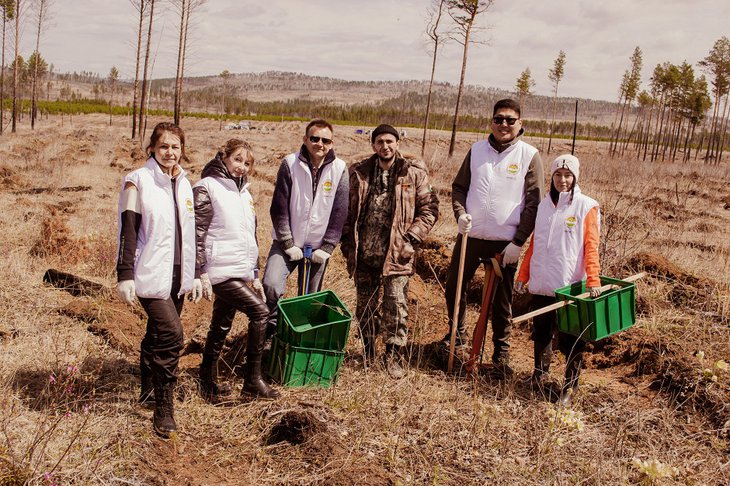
left=241, top=314, right=280, bottom=400
left=199, top=356, right=232, bottom=403
left=560, top=354, right=582, bottom=408
left=531, top=340, right=552, bottom=388
left=153, top=382, right=177, bottom=438
left=384, top=344, right=406, bottom=379
left=139, top=370, right=154, bottom=406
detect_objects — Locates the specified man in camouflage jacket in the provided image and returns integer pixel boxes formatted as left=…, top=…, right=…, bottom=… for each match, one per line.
left=341, top=124, right=439, bottom=378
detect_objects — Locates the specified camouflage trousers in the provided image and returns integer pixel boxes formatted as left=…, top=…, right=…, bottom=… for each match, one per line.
left=354, top=263, right=409, bottom=348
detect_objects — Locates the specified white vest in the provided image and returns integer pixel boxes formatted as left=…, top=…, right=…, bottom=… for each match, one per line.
left=273, top=152, right=346, bottom=249
left=118, top=157, right=196, bottom=299
left=193, top=176, right=258, bottom=285
left=466, top=139, right=538, bottom=241
left=528, top=186, right=600, bottom=296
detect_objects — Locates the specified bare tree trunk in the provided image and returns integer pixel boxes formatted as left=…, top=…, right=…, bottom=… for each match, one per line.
left=421, top=40, right=439, bottom=157
left=131, top=0, right=145, bottom=139
left=11, top=0, right=19, bottom=133
left=447, top=9, right=476, bottom=158
left=704, top=89, right=721, bottom=162
left=31, top=0, right=48, bottom=130
left=714, top=93, right=730, bottom=165
left=173, top=0, right=186, bottom=125
left=138, top=0, right=154, bottom=141
left=177, top=0, right=192, bottom=124
left=1, top=13, right=6, bottom=135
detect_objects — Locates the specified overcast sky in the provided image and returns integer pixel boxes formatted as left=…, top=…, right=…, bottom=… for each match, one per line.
left=33, top=0, right=730, bottom=102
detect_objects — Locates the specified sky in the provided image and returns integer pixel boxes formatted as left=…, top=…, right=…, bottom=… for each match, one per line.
left=30, top=0, right=730, bottom=102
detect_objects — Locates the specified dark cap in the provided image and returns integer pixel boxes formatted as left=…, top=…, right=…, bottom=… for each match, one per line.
left=371, top=124, right=400, bottom=143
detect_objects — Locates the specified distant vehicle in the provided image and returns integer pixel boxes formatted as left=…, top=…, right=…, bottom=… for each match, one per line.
left=223, top=123, right=238, bottom=130
left=224, top=121, right=253, bottom=130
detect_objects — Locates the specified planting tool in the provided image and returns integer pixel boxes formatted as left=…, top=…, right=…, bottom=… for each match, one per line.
left=465, top=254, right=503, bottom=373
left=511, top=272, right=646, bottom=325
left=298, top=244, right=313, bottom=296
left=447, top=234, right=469, bottom=373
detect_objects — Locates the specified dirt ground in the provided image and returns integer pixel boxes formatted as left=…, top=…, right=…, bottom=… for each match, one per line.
left=0, top=114, right=728, bottom=485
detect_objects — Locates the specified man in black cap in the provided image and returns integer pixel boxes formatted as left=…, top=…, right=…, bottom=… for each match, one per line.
left=341, top=124, right=439, bottom=378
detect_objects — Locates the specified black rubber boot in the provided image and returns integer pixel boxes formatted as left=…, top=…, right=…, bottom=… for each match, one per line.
left=241, top=312, right=280, bottom=400
left=139, top=371, right=154, bottom=406
left=531, top=340, right=552, bottom=388
left=384, top=344, right=406, bottom=379
left=560, top=353, right=582, bottom=408
left=199, top=356, right=232, bottom=403
left=153, top=382, right=177, bottom=438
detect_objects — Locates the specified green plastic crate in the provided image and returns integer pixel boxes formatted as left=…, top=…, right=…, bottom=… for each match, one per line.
left=267, top=336, right=345, bottom=388
left=554, top=276, right=636, bottom=341
left=277, top=290, right=352, bottom=351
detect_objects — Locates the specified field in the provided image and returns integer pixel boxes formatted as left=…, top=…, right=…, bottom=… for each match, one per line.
left=0, top=114, right=728, bottom=485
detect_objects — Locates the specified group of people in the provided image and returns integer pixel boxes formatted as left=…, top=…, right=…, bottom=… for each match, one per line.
left=116, top=98, right=602, bottom=438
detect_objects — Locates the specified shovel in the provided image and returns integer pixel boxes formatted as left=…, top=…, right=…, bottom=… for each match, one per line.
left=298, top=244, right=313, bottom=296
left=465, top=255, right=503, bottom=373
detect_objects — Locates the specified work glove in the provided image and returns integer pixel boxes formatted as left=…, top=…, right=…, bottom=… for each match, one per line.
left=588, top=286, right=602, bottom=298
left=191, top=279, right=203, bottom=303
left=501, top=242, right=522, bottom=266
left=457, top=213, right=472, bottom=234
left=200, top=273, right=213, bottom=301
left=514, top=280, right=528, bottom=295
left=311, top=249, right=331, bottom=264
left=284, top=246, right=304, bottom=262
left=116, top=280, right=136, bottom=306
left=252, top=278, right=266, bottom=303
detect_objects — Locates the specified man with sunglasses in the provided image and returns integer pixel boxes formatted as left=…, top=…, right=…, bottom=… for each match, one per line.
left=444, top=99, right=544, bottom=378
left=262, top=118, right=349, bottom=344
left=341, top=124, right=439, bottom=378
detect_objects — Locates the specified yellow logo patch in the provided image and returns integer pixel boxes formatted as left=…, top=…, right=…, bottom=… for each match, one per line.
left=507, top=163, right=519, bottom=175
left=565, top=216, right=577, bottom=228
left=185, top=198, right=194, bottom=213
left=323, top=180, right=333, bottom=192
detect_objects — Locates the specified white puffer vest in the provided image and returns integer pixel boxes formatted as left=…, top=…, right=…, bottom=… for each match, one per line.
left=194, top=176, right=258, bottom=285
left=466, top=139, right=538, bottom=241
left=274, top=152, right=346, bottom=249
left=527, top=186, right=600, bottom=296
left=119, top=157, right=196, bottom=299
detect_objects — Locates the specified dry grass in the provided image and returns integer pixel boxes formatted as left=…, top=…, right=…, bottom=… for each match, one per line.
left=0, top=114, right=728, bottom=485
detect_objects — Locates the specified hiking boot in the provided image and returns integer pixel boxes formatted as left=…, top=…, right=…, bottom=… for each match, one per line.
left=491, top=354, right=514, bottom=380
left=441, top=330, right=469, bottom=349
left=242, top=359, right=280, bottom=400
left=153, top=383, right=177, bottom=438
left=138, top=374, right=155, bottom=407
left=384, top=344, right=406, bottom=379
left=199, top=360, right=232, bottom=403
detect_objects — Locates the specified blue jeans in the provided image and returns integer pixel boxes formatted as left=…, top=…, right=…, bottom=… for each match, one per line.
left=262, top=240, right=328, bottom=336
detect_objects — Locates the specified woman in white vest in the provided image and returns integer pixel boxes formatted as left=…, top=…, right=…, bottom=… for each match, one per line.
left=116, top=122, right=199, bottom=438
left=515, top=154, right=601, bottom=407
left=193, top=139, right=279, bottom=401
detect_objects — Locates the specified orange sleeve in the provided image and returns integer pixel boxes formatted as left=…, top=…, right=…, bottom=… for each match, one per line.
left=516, top=237, right=534, bottom=283
left=583, top=206, right=601, bottom=287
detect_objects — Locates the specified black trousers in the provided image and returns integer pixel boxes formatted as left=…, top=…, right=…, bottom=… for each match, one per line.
left=444, top=235, right=515, bottom=361
left=206, top=279, right=269, bottom=361
left=138, top=267, right=184, bottom=387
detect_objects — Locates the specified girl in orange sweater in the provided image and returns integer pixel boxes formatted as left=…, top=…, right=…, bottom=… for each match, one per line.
left=515, top=154, right=601, bottom=407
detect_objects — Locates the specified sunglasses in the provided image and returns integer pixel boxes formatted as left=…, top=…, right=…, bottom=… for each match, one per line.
left=492, top=116, right=519, bottom=126
left=308, top=135, right=333, bottom=145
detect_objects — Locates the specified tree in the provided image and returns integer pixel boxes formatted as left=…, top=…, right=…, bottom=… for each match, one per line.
left=218, top=69, right=231, bottom=130
left=446, top=0, right=493, bottom=158
left=130, top=0, right=146, bottom=139
left=137, top=0, right=155, bottom=141
left=610, top=46, right=642, bottom=156
left=11, top=0, right=20, bottom=132
left=30, top=0, right=52, bottom=130
left=515, top=67, right=535, bottom=106
left=546, top=50, right=566, bottom=154
left=107, top=66, right=119, bottom=126
left=421, top=0, right=448, bottom=156
left=0, top=0, right=14, bottom=135
left=698, top=36, right=730, bottom=164
left=173, top=0, right=205, bottom=125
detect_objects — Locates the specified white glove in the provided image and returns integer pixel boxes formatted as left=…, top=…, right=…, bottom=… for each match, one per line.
left=501, top=242, right=522, bottom=266
left=514, top=281, right=527, bottom=295
left=588, top=286, right=602, bottom=298
left=284, top=246, right=303, bottom=262
left=116, top=280, right=136, bottom=306
left=191, top=279, right=203, bottom=303
left=201, top=273, right=213, bottom=301
left=457, top=214, right=472, bottom=234
left=252, top=278, right=266, bottom=303
left=311, top=249, right=331, bottom=264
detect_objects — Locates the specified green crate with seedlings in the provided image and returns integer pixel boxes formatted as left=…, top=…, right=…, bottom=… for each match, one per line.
left=554, top=276, right=636, bottom=341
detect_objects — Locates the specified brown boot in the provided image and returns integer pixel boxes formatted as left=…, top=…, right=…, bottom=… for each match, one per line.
left=153, top=382, right=177, bottom=438
left=199, top=356, right=232, bottom=403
